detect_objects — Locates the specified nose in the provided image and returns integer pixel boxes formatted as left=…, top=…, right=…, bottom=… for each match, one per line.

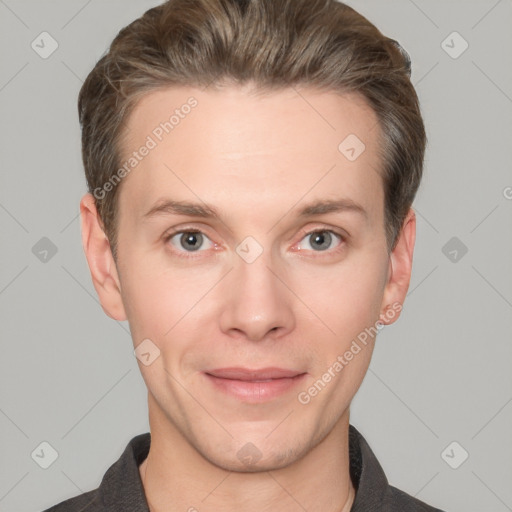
left=218, top=248, right=296, bottom=342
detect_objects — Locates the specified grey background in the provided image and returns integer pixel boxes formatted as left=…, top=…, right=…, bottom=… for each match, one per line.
left=0, top=0, right=511, bottom=511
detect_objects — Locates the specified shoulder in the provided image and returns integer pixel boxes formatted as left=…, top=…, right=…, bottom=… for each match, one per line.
left=384, top=484, right=447, bottom=512
left=348, top=424, right=448, bottom=512
left=41, top=488, right=101, bottom=511
left=40, top=432, right=150, bottom=512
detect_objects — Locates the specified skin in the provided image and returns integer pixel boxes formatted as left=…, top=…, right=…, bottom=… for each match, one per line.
left=80, top=83, right=415, bottom=512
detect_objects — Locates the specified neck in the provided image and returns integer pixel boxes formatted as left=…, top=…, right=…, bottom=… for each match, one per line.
left=139, top=396, right=355, bottom=512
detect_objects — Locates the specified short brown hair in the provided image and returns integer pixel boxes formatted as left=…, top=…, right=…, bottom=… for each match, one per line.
left=78, top=0, right=426, bottom=261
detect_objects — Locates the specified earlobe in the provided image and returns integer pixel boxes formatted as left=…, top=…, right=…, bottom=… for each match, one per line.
left=379, top=208, right=416, bottom=325
left=80, top=193, right=127, bottom=321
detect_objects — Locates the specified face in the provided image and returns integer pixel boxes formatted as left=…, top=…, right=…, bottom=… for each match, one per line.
left=81, top=83, right=415, bottom=472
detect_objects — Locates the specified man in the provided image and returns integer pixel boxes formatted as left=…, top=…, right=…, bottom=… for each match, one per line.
left=45, top=0, right=446, bottom=510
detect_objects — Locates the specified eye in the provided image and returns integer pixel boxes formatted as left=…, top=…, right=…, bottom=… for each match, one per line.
left=167, top=230, right=214, bottom=252
left=164, top=228, right=344, bottom=257
left=296, top=230, right=343, bottom=252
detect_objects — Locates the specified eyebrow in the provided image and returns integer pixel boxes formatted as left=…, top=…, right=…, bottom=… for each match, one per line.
left=142, top=198, right=367, bottom=221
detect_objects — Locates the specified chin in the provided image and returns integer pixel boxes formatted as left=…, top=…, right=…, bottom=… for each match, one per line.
left=208, top=447, right=301, bottom=473
left=196, top=431, right=309, bottom=473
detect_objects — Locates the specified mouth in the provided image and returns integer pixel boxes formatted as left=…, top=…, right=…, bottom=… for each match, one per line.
left=204, top=367, right=307, bottom=403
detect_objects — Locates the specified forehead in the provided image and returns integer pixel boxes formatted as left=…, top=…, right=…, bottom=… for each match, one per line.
left=117, top=84, right=384, bottom=223
left=122, top=83, right=380, bottom=148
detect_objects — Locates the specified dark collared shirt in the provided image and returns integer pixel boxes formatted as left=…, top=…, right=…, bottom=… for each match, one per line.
left=43, top=425, right=446, bottom=511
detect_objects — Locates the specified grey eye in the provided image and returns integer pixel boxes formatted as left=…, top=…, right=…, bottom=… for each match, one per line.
left=308, top=231, right=334, bottom=251
left=179, top=232, right=204, bottom=251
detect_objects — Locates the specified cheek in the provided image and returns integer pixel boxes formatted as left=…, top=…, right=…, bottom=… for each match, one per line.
left=118, top=252, right=219, bottom=343
left=293, top=257, right=386, bottom=411
left=117, top=255, right=173, bottom=340
left=292, top=253, right=388, bottom=338
left=119, top=239, right=388, bottom=350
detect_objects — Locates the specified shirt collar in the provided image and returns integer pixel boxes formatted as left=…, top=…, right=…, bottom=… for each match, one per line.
left=97, top=424, right=389, bottom=511
left=99, top=431, right=151, bottom=511
left=348, top=424, right=389, bottom=510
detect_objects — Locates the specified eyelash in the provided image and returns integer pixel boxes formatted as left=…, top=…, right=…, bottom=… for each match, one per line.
left=163, top=226, right=346, bottom=259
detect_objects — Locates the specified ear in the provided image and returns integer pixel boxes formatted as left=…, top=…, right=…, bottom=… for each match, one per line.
left=80, top=193, right=127, bottom=321
left=379, top=208, right=416, bottom=325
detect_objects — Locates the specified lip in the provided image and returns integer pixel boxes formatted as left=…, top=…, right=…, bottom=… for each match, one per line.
left=206, top=367, right=304, bottom=380
left=204, top=367, right=307, bottom=403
